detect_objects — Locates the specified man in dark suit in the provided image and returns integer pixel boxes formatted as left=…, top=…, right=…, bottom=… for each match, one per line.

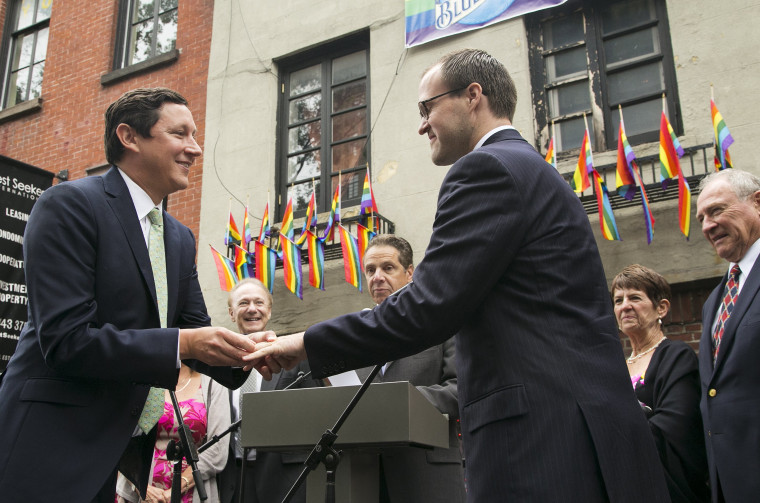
left=356, top=234, right=465, bottom=503
left=0, top=88, right=267, bottom=503
left=220, top=278, right=321, bottom=503
left=695, top=169, right=760, bottom=502
left=250, top=49, right=669, bottom=501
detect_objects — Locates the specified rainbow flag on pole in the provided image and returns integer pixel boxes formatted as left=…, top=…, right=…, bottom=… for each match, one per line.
left=659, top=111, right=690, bottom=238
left=243, top=206, right=252, bottom=247
left=711, top=98, right=734, bottom=171
left=258, top=202, right=270, bottom=244
left=632, top=164, right=656, bottom=244
left=591, top=169, right=621, bottom=241
left=615, top=121, right=637, bottom=201
left=570, top=129, right=592, bottom=193
left=360, top=167, right=379, bottom=231
left=224, top=212, right=241, bottom=246
left=210, top=245, right=238, bottom=291
left=305, top=230, right=325, bottom=290
left=280, top=234, right=303, bottom=299
left=544, top=137, right=556, bottom=169
left=356, top=223, right=376, bottom=270
left=233, top=244, right=254, bottom=280
left=322, top=185, right=341, bottom=241
left=296, top=191, right=317, bottom=246
left=338, top=225, right=362, bottom=292
left=280, top=198, right=294, bottom=241
left=254, top=240, right=277, bottom=293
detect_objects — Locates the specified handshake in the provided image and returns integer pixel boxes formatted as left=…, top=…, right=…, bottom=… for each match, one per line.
left=178, top=326, right=307, bottom=380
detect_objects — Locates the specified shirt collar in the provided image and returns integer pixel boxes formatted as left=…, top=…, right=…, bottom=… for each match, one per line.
left=735, top=237, right=760, bottom=280
left=474, top=125, right=515, bottom=150
left=117, top=168, right=161, bottom=220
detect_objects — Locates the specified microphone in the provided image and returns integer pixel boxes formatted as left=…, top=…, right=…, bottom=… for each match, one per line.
left=284, top=371, right=311, bottom=390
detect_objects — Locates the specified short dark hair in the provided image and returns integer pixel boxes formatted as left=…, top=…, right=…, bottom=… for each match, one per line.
left=365, top=234, right=413, bottom=269
left=434, top=48, right=517, bottom=121
left=104, top=87, right=188, bottom=164
left=611, top=264, right=671, bottom=305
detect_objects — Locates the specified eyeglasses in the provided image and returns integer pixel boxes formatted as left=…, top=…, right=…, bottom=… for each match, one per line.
left=418, top=87, right=467, bottom=120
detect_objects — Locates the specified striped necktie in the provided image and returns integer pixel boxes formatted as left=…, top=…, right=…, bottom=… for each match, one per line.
left=712, top=264, right=741, bottom=364
left=138, top=208, right=168, bottom=434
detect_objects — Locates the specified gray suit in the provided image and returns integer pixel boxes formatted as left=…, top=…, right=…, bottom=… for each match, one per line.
left=356, top=338, right=465, bottom=503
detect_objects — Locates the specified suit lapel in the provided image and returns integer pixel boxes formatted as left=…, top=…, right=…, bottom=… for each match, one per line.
left=164, top=215, right=180, bottom=326
left=714, top=262, right=760, bottom=373
left=700, top=281, right=723, bottom=383
left=103, top=168, right=157, bottom=308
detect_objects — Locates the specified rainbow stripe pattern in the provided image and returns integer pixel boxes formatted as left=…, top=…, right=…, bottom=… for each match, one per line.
left=280, top=198, right=294, bottom=240
left=356, top=223, right=376, bottom=270
left=306, top=230, right=325, bottom=290
left=243, top=206, right=252, bottom=247
left=254, top=240, right=277, bottom=293
left=570, top=129, right=592, bottom=193
left=233, top=244, right=253, bottom=279
left=658, top=111, right=684, bottom=189
left=544, top=137, right=556, bottom=169
left=711, top=99, right=734, bottom=171
left=280, top=234, right=303, bottom=299
left=338, top=225, right=362, bottom=292
left=224, top=212, right=241, bottom=246
left=591, top=170, right=621, bottom=241
left=615, top=122, right=637, bottom=201
left=322, top=185, right=341, bottom=241
left=296, top=192, right=317, bottom=246
left=258, top=202, right=270, bottom=243
left=210, top=245, right=238, bottom=291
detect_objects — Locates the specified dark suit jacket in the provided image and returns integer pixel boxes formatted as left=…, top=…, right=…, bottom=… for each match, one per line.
left=303, top=129, right=669, bottom=502
left=356, top=338, right=465, bottom=503
left=700, top=259, right=760, bottom=502
left=219, top=360, right=322, bottom=503
left=0, top=168, right=246, bottom=502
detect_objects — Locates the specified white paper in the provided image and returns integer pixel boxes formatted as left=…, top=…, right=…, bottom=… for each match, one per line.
left=325, top=370, right=361, bottom=387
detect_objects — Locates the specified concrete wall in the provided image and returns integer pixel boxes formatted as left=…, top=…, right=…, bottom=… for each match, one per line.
left=199, top=0, right=760, bottom=334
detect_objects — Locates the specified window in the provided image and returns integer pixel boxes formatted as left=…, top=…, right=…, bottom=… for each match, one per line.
left=1, top=0, right=52, bottom=109
left=276, top=33, right=370, bottom=217
left=115, top=0, right=178, bottom=69
left=527, top=0, right=680, bottom=154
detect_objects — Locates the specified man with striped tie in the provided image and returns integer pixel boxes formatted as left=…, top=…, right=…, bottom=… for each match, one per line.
left=696, top=169, right=760, bottom=503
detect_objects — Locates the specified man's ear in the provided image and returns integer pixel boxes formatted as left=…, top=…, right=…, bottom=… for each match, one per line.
left=115, top=123, right=139, bottom=154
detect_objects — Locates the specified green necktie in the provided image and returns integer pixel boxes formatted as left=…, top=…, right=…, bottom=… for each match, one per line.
left=138, top=208, right=168, bottom=434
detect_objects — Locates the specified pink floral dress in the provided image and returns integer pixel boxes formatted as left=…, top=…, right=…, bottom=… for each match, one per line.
left=150, top=384, right=207, bottom=503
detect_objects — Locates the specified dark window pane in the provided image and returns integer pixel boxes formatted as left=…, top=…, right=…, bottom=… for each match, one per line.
left=287, top=150, right=321, bottom=183
left=611, top=99, right=661, bottom=138
left=9, top=69, right=28, bottom=106
left=289, top=92, right=321, bottom=123
left=332, top=50, right=366, bottom=85
left=288, top=181, right=321, bottom=213
left=34, top=27, right=48, bottom=63
left=288, top=122, right=321, bottom=154
left=548, top=80, right=590, bottom=117
left=544, top=11, right=584, bottom=49
left=157, top=9, right=177, bottom=54
left=160, top=0, right=178, bottom=11
left=545, top=46, right=587, bottom=83
left=332, top=109, right=367, bottom=142
left=607, top=62, right=663, bottom=104
left=557, top=116, right=594, bottom=152
left=332, top=171, right=362, bottom=200
left=332, top=80, right=366, bottom=113
left=604, top=28, right=659, bottom=66
left=332, top=139, right=366, bottom=173
left=130, top=19, right=154, bottom=65
left=601, top=0, right=655, bottom=34
left=290, top=65, right=321, bottom=97
left=13, top=33, right=34, bottom=70
left=134, top=0, right=155, bottom=22
left=29, top=62, right=43, bottom=99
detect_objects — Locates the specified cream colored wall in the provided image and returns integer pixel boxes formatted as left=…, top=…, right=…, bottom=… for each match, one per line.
left=199, top=0, right=760, bottom=334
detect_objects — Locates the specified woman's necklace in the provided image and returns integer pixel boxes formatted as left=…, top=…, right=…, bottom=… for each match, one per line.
left=627, top=336, right=666, bottom=364
left=175, top=374, right=194, bottom=393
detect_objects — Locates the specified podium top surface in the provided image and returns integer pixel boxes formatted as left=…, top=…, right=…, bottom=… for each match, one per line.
left=241, top=381, right=449, bottom=451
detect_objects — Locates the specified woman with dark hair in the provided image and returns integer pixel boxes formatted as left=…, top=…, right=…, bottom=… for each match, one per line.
left=612, top=264, right=709, bottom=503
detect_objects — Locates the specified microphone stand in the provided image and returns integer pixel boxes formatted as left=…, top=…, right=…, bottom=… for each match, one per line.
left=167, top=389, right=208, bottom=502
left=281, top=364, right=382, bottom=503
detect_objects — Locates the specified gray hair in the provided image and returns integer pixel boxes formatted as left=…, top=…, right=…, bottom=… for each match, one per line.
left=699, top=169, right=760, bottom=200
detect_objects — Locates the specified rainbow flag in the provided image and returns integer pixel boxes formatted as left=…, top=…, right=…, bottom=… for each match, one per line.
left=360, top=168, right=379, bottom=231
left=280, top=234, right=303, bottom=299
left=224, top=211, right=241, bottom=246
left=630, top=161, right=656, bottom=245
left=254, top=240, right=277, bottom=293
left=242, top=206, right=252, bottom=247
left=305, top=230, right=325, bottom=290
left=296, top=191, right=317, bottom=246
left=209, top=245, right=238, bottom=291
left=677, top=175, right=691, bottom=239
left=711, top=98, right=734, bottom=171
left=356, top=222, right=376, bottom=270
left=233, top=244, right=254, bottom=279
left=322, top=185, right=341, bottom=241
left=591, top=169, right=621, bottom=241
left=338, top=225, right=362, bottom=292
left=570, top=129, right=592, bottom=193
left=258, top=203, right=270, bottom=244
left=544, top=137, right=556, bottom=169
left=280, top=198, right=294, bottom=240
left=658, top=111, right=684, bottom=189
left=615, top=122, right=637, bottom=201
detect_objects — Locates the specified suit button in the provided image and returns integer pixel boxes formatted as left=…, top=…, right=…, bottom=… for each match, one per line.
left=708, top=430, right=712, bottom=437
left=708, top=389, right=717, bottom=397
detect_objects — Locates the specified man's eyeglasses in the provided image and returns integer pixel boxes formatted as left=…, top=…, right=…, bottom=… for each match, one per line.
left=418, top=86, right=467, bottom=120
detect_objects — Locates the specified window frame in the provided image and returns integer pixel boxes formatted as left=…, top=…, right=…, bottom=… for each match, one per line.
left=275, top=32, right=370, bottom=220
left=0, top=0, right=52, bottom=110
left=526, top=0, right=681, bottom=156
left=112, top=0, right=179, bottom=71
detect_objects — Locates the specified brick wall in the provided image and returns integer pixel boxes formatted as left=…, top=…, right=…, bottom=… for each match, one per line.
left=619, top=277, right=720, bottom=356
left=0, top=0, right=213, bottom=239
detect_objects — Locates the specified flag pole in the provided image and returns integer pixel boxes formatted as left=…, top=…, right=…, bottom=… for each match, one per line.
left=226, top=198, right=232, bottom=257
left=662, top=93, right=667, bottom=117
